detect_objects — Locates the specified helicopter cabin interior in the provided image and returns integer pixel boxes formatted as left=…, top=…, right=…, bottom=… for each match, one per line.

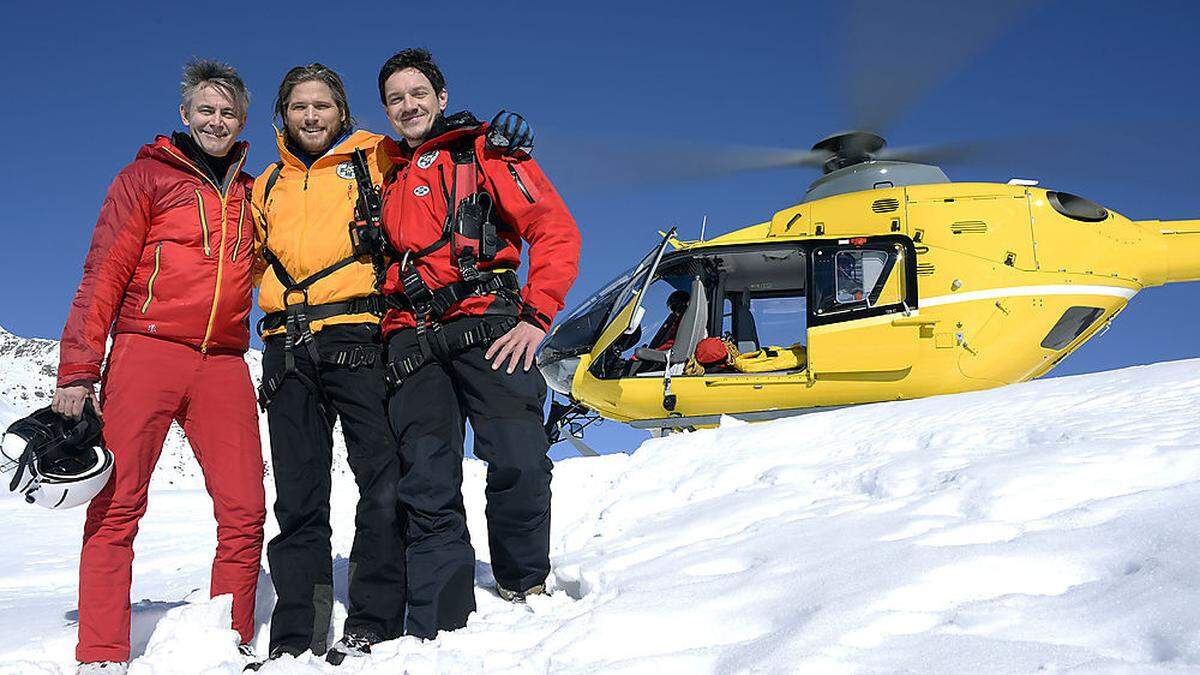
left=595, top=236, right=914, bottom=381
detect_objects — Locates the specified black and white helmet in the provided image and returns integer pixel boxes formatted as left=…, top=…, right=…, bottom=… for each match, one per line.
left=1, top=401, right=113, bottom=509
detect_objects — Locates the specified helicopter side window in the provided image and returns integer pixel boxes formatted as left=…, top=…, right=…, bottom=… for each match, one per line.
left=722, top=292, right=807, bottom=351
left=834, top=250, right=890, bottom=304
left=810, top=238, right=916, bottom=326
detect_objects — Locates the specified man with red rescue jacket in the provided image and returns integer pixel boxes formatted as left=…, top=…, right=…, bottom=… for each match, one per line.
left=52, top=60, right=265, bottom=673
left=376, top=48, right=580, bottom=638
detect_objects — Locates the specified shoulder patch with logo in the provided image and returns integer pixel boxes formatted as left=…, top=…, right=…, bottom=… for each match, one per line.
left=336, top=161, right=356, bottom=180
left=413, top=185, right=431, bottom=197
left=416, top=151, right=439, bottom=170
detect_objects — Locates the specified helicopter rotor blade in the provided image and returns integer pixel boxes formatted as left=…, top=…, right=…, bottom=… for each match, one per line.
left=535, top=134, right=830, bottom=190
left=536, top=109, right=1199, bottom=196
left=838, top=0, right=1042, bottom=133
left=877, top=116, right=1200, bottom=182
left=874, top=141, right=989, bottom=165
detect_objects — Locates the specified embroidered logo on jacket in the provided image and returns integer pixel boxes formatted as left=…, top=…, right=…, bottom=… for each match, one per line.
left=336, top=162, right=356, bottom=180
left=416, top=151, right=439, bottom=169
left=413, top=185, right=431, bottom=197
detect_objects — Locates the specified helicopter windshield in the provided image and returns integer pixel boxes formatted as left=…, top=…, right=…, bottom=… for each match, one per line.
left=539, top=233, right=672, bottom=365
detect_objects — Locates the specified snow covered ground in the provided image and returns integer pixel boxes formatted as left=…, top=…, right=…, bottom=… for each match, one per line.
left=2, top=325, right=1200, bottom=672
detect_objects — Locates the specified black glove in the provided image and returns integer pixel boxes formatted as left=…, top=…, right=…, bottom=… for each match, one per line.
left=486, top=110, right=534, bottom=155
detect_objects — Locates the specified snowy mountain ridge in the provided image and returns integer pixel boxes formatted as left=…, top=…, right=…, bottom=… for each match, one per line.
left=1, top=325, right=1199, bottom=672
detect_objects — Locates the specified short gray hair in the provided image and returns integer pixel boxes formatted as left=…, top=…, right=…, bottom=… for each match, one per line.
left=180, top=58, right=250, bottom=119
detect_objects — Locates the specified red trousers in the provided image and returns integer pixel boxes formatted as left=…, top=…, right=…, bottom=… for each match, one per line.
left=76, top=334, right=266, bottom=663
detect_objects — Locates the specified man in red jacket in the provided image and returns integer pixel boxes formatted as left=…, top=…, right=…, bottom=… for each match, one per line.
left=52, top=60, right=266, bottom=674
left=376, top=49, right=580, bottom=639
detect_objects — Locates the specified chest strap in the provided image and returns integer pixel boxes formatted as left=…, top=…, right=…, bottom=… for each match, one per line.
left=256, top=246, right=385, bottom=416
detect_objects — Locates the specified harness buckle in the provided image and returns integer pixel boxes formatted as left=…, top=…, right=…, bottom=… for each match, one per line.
left=284, top=308, right=314, bottom=345
left=458, top=258, right=481, bottom=283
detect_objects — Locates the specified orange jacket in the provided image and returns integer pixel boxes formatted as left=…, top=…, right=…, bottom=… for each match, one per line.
left=58, top=135, right=255, bottom=386
left=251, top=129, right=397, bottom=335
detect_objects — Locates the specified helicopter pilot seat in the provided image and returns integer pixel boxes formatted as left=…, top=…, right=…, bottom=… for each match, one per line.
left=635, top=276, right=708, bottom=374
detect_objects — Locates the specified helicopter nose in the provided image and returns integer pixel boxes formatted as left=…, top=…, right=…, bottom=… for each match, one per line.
left=539, top=355, right=581, bottom=395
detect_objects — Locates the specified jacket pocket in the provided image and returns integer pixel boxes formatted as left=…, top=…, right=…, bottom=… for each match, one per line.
left=140, top=243, right=163, bottom=314
left=507, top=163, right=539, bottom=204
left=195, top=189, right=211, bottom=256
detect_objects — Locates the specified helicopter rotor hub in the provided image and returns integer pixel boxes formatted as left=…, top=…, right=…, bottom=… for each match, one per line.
left=811, top=131, right=888, bottom=174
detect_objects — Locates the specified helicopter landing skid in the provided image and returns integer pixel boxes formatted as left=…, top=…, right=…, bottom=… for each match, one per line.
left=629, top=404, right=850, bottom=434
left=546, top=398, right=603, bottom=456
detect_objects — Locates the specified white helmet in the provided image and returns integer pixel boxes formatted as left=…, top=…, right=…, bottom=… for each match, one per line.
left=1, top=401, right=113, bottom=509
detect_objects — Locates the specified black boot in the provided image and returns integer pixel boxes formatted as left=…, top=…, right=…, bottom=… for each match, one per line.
left=326, top=632, right=380, bottom=666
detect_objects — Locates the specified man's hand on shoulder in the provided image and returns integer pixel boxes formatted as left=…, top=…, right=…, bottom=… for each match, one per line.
left=485, top=321, right=547, bottom=374
left=486, top=110, right=534, bottom=155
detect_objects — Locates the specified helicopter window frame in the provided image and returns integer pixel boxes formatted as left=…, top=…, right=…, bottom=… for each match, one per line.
left=618, top=229, right=676, bottom=334
left=808, top=235, right=919, bottom=328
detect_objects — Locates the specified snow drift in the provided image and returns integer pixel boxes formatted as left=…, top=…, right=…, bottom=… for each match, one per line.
left=1, top=325, right=1199, bottom=673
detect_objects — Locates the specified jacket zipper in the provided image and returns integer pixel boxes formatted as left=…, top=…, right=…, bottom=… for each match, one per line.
left=201, top=181, right=238, bottom=352
left=140, top=244, right=163, bottom=313
left=507, top=164, right=536, bottom=203
left=231, top=200, right=245, bottom=261
left=195, top=189, right=211, bottom=256
left=162, top=146, right=244, bottom=353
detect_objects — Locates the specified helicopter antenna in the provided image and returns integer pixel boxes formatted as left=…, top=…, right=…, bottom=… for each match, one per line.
left=700, top=215, right=708, bottom=241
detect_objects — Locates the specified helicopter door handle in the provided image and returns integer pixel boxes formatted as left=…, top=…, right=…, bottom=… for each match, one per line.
left=890, top=316, right=939, bottom=327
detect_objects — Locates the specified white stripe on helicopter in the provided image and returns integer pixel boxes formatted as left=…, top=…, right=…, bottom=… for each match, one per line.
left=922, top=284, right=1137, bottom=308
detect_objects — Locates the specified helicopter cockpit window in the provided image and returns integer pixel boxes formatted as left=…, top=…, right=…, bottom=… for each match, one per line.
left=541, top=232, right=675, bottom=368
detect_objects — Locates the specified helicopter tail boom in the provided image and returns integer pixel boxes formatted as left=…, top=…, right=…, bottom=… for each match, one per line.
left=1141, top=220, right=1200, bottom=285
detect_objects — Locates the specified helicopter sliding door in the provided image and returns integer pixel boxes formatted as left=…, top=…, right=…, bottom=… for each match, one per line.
left=806, top=235, right=920, bottom=376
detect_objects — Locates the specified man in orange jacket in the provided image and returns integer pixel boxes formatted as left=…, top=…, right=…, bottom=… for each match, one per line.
left=53, top=60, right=266, bottom=675
left=377, top=48, right=581, bottom=639
left=250, top=63, right=404, bottom=666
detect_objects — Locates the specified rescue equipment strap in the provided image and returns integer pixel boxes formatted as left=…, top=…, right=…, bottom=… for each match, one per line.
left=261, top=246, right=361, bottom=296
left=263, top=162, right=283, bottom=203
left=257, top=295, right=384, bottom=335
left=386, top=270, right=519, bottom=319
left=256, top=247, right=385, bottom=414
left=258, top=342, right=379, bottom=412
left=384, top=138, right=518, bottom=361
left=384, top=315, right=517, bottom=389
left=255, top=158, right=390, bottom=418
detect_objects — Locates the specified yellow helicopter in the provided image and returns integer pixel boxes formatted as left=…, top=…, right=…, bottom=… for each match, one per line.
left=536, top=129, right=1200, bottom=444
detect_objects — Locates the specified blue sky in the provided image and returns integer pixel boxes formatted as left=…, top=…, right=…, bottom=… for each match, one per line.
left=2, top=1, right=1198, bottom=455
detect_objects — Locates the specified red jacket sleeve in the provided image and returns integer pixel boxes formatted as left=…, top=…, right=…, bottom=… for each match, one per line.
left=478, top=140, right=582, bottom=331
left=57, top=167, right=152, bottom=386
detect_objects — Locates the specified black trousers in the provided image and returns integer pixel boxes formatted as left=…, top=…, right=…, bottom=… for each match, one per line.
left=386, top=317, right=552, bottom=640
left=263, top=323, right=405, bottom=655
